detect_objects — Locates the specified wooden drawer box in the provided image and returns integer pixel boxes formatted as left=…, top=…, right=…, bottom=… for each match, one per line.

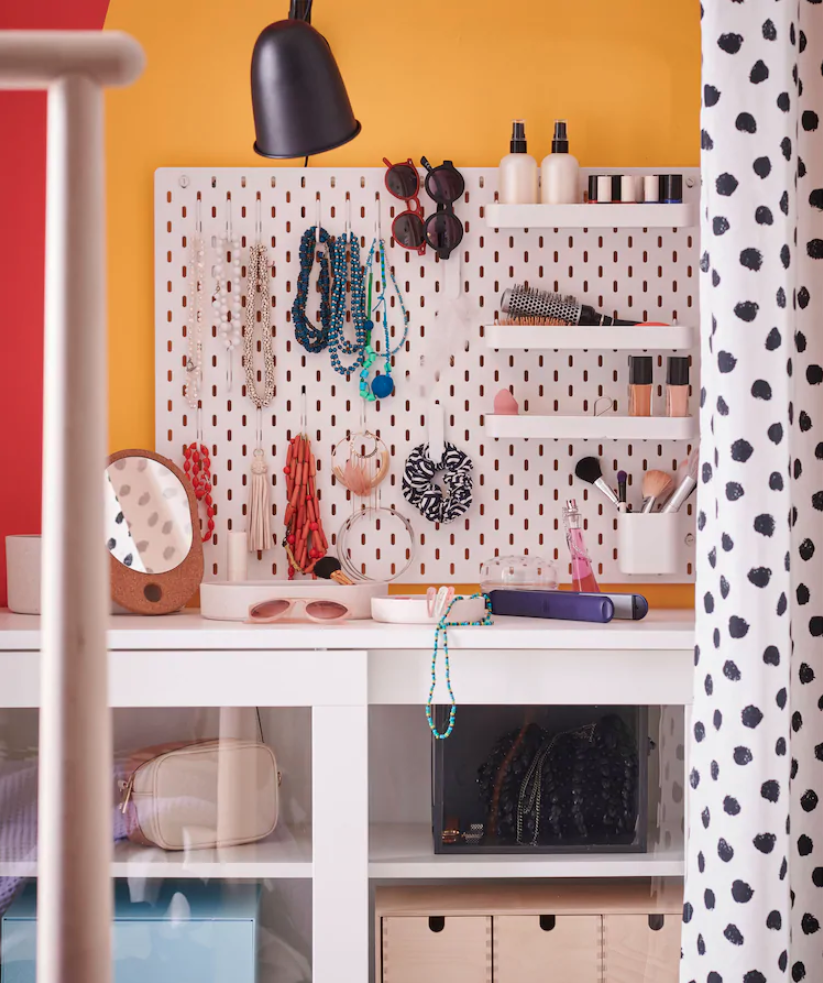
left=382, top=916, right=491, bottom=983
left=376, top=882, right=681, bottom=983
left=603, top=914, right=680, bottom=983
left=495, top=915, right=601, bottom=983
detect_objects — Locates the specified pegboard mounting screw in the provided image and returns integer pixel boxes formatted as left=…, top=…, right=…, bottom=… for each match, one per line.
left=685, top=177, right=696, bottom=189
left=685, top=533, right=695, bottom=547
left=179, top=175, right=190, bottom=189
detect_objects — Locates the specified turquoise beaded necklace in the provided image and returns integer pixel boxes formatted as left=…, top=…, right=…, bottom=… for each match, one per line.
left=359, top=237, right=409, bottom=401
left=426, top=593, right=493, bottom=740
left=328, top=231, right=369, bottom=376
left=360, top=272, right=378, bottom=403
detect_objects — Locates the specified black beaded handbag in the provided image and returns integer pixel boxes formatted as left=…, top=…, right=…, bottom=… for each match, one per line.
left=477, top=714, right=639, bottom=847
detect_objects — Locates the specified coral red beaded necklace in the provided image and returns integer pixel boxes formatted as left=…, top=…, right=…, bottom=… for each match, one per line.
left=183, top=442, right=215, bottom=543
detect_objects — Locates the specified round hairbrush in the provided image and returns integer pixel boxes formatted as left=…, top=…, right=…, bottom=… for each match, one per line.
left=313, top=556, right=354, bottom=586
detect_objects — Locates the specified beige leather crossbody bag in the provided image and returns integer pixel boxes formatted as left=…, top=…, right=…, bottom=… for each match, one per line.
left=119, top=738, right=279, bottom=851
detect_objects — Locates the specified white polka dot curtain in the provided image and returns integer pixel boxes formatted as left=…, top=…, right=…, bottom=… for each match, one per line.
left=684, top=3, right=823, bottom=982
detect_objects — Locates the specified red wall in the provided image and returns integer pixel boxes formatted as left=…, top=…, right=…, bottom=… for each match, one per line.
left=0, top=2, right=110, bottom=605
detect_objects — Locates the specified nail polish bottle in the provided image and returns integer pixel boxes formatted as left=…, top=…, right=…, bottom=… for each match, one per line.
left=587, top=175, right=599, bottom=203
left=596, top=174, right=612, bottom=203
left=660, top=174, right=683, bottom=204
left=628, top=355, right=653, bottom=417
left=644, top=174, right=660, bottom=202
left=666, top=356, right=690, bottom=417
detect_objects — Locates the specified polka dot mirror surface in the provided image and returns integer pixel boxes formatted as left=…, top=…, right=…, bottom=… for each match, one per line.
left=106, top=456, right=192, bottom=574
left=107, top=450, right=204, bottom=615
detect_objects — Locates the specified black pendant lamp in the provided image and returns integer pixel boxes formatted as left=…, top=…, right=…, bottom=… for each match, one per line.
left=251, top=0, right=361, bottom=159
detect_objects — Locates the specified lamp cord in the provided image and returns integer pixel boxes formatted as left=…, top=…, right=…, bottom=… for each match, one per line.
left=304, top=155, right=309, bottom=168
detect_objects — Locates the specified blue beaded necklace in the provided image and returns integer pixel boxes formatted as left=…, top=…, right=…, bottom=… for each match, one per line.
left=328, top=231, right=369, bottom=376
left=293, top=226, right=332, bottom=353
left=426, top=593, right=493, bottom=740
left=359, top=237, right=409, bottom=401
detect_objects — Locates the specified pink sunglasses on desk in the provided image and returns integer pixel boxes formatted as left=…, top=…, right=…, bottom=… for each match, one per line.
left=247, top=598, right=351, bottom=624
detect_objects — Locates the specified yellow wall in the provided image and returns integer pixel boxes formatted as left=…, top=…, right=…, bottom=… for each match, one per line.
left=103, top=0, right=699, bottom=605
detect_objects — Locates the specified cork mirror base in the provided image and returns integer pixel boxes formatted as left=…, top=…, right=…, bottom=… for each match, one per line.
left=107, top=449, right=204, bottom=615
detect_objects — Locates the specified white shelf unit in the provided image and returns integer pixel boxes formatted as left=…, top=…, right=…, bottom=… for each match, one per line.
left=484, top=415, right=698, bottom=441
left=0, top=825, right=313, bottom=880
left=484, top=202, right=697, bottom=229
left=483, top=323, right=695, bottom=351
left=0, top=613, right=695, bottom=983
left=369, top=823, right=684, bottom=879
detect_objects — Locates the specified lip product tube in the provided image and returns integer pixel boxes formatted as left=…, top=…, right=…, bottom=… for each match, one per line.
left=644, top=174, right=660, bottom=202
left=597, top=174, right=612, bottom=203
left=660, top=174, right=683, bottom=204
left=588, top=175, right=599, bottom=203
left=666, top=356, right=690, bottom=417
left=628, top=355, right=653, bottom=417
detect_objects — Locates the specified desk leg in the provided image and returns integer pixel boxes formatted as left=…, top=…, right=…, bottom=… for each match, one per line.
left=313, top=704, right=369, bottom=982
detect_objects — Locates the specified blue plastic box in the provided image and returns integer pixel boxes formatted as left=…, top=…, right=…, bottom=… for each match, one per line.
left=1, top=880, right=258, bottom=983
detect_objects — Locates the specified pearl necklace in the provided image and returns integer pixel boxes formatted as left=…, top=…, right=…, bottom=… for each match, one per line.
left=185, top=232, right=206, bottom=408
left=213, top=232, right=243, bottom=389
left=329, top=231, right=368, bottom=376
left=244, top=243, right=275, bottom=409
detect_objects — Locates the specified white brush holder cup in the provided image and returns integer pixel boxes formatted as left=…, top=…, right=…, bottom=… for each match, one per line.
left=617, top=513, right=681, bottom=575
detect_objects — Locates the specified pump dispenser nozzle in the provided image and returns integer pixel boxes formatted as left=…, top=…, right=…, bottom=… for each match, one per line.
left=510, top=119, right=528, bottom=154
left=552, top=119, right=570, bottom=153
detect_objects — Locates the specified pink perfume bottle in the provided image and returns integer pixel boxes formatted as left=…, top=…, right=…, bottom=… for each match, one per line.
left=563, top=498, right=600, bottom=593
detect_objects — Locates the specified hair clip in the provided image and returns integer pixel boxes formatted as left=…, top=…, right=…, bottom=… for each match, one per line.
left=427, top=585, right=455, bottom=619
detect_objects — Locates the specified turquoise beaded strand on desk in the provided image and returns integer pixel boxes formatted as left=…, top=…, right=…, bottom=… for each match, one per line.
left=426, top=593, right=494, bottom=740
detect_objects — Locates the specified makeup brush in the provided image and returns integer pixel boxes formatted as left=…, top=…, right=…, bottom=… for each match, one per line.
left=313, top=556, right=354, bottom=586
left=641, top=470, right=675, bottom=513
left=661, top=447, right=700, bottom=513
left=617, top=470, right=628, bottom=513
left=575, top=456, right=619, bottom=508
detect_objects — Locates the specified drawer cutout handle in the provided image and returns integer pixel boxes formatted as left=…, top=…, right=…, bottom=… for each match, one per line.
left=428, top=916, right=446, bottom=933
left=539, top=915, right=556, bottom=932
left=648, top=915, right=665, bottom=932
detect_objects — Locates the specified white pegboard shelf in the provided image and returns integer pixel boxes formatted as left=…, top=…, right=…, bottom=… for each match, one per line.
left=484, top=415, right=697, bottom=442
left=485, top=202, right=697, bottom=229
left=483, top=324, right=695, bottom=351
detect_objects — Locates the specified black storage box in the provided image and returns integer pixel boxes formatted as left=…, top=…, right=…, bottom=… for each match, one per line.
left=432, top=704, right=649, bottom=854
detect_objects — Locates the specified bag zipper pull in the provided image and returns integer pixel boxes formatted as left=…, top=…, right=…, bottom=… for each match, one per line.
left=119, top=777, right=134, bottom=814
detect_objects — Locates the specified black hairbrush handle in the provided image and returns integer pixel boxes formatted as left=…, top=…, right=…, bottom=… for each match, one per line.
left=579, top=305, right=638, bottom=327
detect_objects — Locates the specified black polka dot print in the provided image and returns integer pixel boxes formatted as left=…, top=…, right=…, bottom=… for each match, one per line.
left=684, top=4, right=823, bottom=981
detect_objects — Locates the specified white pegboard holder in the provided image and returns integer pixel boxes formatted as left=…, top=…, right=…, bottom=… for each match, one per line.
left=154, top=166, right=700, bottom=585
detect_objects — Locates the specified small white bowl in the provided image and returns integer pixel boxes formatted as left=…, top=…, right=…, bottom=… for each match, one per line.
left=371, top=594, right=487, bottom=625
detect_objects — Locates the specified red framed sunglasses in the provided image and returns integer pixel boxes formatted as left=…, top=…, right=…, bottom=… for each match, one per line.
left=383, top=157, right=427, bottom=255
left=383, top=157, right=465, bottom=260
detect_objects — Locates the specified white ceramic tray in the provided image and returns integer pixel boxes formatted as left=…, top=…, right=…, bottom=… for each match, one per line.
left=371, top=595, right=487, bottom=625
left=201, top=580, right=388, bottom=622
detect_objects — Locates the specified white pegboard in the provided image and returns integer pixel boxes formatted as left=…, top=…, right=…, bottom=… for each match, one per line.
left=154, top=167, right=700, bottom=584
